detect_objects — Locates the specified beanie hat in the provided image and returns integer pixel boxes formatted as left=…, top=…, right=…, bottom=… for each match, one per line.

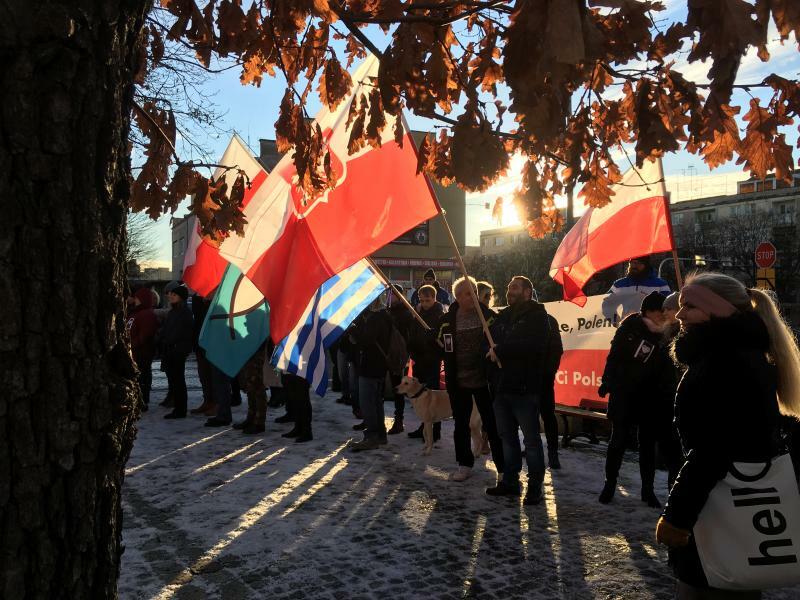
left=641, top=291, right=665, bottom=313
left=630, top=256, right=652, bottom=269
left=663, top=291, right=679, bottom=312
left=423, top=268, right=436, bottom=279
left=171, top=284, right=189, bottom=301
left=164, top=280, right=181, bottom=295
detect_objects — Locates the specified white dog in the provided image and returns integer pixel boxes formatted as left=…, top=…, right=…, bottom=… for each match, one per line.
left=396, top=376, right=485, bottom=456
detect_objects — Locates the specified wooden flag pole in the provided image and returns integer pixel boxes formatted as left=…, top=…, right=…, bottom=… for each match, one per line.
left=656, top=157, right=684, bottom=289
left=365, top=257, right=431, bottom=331
left=436, top=209, right=499, bottom=351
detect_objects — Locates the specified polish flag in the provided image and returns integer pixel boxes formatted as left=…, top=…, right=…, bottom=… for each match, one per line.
left=549, top=158, right=675, bottom=305
left=181, top=136, right=268, bottom=297
left=219, top=54, right=440, bottom=343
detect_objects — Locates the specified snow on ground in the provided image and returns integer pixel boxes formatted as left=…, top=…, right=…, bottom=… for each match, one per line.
left=119, top=362, right=800, bottom=599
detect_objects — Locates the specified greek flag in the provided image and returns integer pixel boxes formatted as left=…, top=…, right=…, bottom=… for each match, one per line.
left=272, top=260, right=385, bottom=396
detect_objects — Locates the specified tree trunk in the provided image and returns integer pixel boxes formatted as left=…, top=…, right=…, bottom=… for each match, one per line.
left=0, top=1, right=149, bottom=597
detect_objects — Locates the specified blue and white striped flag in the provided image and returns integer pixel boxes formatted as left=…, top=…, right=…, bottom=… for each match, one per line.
left=272, top=260, right=385, bottom=396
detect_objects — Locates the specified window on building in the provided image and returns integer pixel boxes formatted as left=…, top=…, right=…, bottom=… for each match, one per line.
left=773, top=200, right=796, bottom=224
left=495, top=237, right=504, bottom=246
left=696, top=209, right=715, bottom=223
left=731, top=204, right=756, bottom=217
left=739, top=182, right=755, bottom=194
left=673, top=213, right=684, bottom=225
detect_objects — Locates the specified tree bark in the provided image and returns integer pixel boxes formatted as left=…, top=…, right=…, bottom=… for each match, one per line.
left=0, top=1, right=149, bottom=597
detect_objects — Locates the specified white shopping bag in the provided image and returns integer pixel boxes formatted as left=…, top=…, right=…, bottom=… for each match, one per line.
left=694, top=454, right=800, bottom=590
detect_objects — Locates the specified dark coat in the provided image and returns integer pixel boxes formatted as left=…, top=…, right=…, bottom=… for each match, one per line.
left=600, top=313, right=665, bottom=421
left=411, top=284, right=450, bottom=307
left=129, top=287, right=159, bottom=366
left=437, top=301, right=497, bottom=391
left=544, top=314, right=564, bottom=378
left=350, top=309, right=392, bottom=379
left=158, top=301, right=194, bottom=360
left=488, top=301, right=550, bottom=396
left=664, top=311, right=781, bottom=587
left=191, top=294, right=211, bottom=352
left=408, top=302, right=444, bottom=364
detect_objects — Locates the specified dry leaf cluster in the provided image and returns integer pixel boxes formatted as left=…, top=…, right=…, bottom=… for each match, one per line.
left=134, top=0, right=800, bottom=239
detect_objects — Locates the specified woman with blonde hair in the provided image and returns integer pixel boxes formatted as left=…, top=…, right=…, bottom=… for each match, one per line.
left=656, top=272, right=800, bottom=599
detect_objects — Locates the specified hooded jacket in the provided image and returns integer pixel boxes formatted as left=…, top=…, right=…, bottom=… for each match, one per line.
left=129, top=287, right=159, bottom=365
left=488, top=300, right=551, bottom=395
left=350, top=308, right=393, bottom=379
left=664, top=311, right=781, bottom=587
left=408, top=301, right=445, bottom=373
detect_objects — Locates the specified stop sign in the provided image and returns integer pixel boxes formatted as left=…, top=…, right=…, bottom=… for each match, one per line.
left=755, top=242, right=777, bottom=268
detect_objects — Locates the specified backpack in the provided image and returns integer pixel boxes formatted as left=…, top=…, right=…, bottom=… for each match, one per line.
left=377, top=324, right=410, bottom=375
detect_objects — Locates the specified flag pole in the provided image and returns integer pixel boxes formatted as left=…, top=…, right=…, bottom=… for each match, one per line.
left=656, top=157, right=684, bottom=289
left=365, top=257, right=431, bottom=331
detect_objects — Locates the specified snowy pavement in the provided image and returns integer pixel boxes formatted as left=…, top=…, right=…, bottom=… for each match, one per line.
left=119, top=364, right=800, bottom=599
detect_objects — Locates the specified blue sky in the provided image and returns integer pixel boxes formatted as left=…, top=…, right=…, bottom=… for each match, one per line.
left=143, top=4, right=800, bottom=267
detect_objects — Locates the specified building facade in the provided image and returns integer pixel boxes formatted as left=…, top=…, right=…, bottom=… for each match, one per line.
left=478, top=224, right=529, bottom=256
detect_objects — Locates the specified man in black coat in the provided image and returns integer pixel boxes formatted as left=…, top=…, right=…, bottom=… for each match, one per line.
left=349, top=298, right=393, bottom=452
left=540, top=312, right=564, bottom=469
left=160, top=284, right=194, bottom=419
left=486, top=276, right=551, bottom=504
left=598, top=291, right=679, bottom=507
left=407, top=285, right=445, bottom=441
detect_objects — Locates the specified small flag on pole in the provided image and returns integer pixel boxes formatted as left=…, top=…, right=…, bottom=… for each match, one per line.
left=272, top=260, right=385, bottom=397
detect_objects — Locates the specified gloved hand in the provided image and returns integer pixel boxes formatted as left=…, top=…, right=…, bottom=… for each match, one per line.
left=598, top=383, right=609, bottom=398
left=656, top=516, right=690, bottom=548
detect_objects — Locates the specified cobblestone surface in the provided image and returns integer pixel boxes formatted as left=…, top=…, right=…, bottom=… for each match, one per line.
left=119, top=362, right=800, bottom=599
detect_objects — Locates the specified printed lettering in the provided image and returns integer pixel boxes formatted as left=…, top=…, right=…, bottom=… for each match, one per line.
left=753, top=510, right=787, bottom=536
left=748, top=539, right=798, bottom=566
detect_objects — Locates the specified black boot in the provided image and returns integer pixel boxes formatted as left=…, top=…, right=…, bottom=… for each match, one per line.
left=408, top=424, right=424, bottom=439
left=274, top=413, right=293, bottom=424
left=599, top=480, right=616, bottom=504
left=524, top=481, right=544, bottom=505
left=548, top=448, right=562, bottom=470
left=641, top=487, right=662, bottom=508
left=282, top=427, right=301, bottom=438
left=486, top=481, right=521, bottom=497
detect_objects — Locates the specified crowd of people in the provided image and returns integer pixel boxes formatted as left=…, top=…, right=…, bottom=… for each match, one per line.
left=127, top=261, right=800, bottom=599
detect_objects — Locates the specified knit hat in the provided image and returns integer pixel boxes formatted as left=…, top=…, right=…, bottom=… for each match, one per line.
left=164, top=280, right=181, bottom=295
left=663, top=291, right=679, bottom=312
left=630, top=256, right=652, bottom=268
left=423, top=268, right=436, bottom=279
left=171, top=284, right=189, bottom=301
left=641, top=291, right=665, bottom=313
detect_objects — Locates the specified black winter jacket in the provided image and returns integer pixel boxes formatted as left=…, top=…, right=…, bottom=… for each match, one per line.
left=159, top=302, right=194, bottom=359
left=350, top=309, right=393, bottom=379
left=437, top=301, right=496, bottom=391
left=664, top=311, right=781, bottom=587
left=488, top=301, right=551, bottom=396
left=601, top=313, right=666, bottom=421
left=544, top=314, right=564, bottom=377
left=408, top=302, right=444, bottom=367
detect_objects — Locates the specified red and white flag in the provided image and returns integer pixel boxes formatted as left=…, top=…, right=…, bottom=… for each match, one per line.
left=182, top=136, right=268, bottom=297
left=549, top=158, right=675, bottom=305
left=219, top=54, right=440, bottom=342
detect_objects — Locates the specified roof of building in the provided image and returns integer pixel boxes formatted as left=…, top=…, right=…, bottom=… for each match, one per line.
left=670, top=185, right=799, bottom=212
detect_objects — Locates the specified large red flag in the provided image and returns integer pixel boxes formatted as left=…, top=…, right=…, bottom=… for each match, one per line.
left=181, top=136, right=268, bottom=297
left=549, top=158, right=675, bottom=305
left=219, top=55, right=440, bottom=342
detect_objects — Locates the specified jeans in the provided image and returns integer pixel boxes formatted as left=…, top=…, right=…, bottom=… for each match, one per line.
left=196, top=348, right=214, bottom=404
left=358, top=376, right=387, bottom=441
left=493, top=392, right=545, bottom=486
left=349, top=362, right=360, bottom=413
left=539, top=372, right=559, bottom=453
left=211, top=365, right=233, bottom=423
left=449, top=385, right=504, bottom=470
left=163, top=354, right=188, bottom=416
left=337, top=349, right=351, bottom=397
left=136, top=357, right=152, bottom=407
left=390, top=372, right=405, bottom=419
